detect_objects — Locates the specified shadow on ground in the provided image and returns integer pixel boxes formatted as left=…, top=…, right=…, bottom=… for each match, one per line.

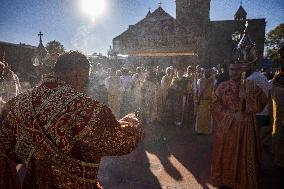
left=98, top=122, right=214, bottom=189
left=98, top=122, right=284, bottom=189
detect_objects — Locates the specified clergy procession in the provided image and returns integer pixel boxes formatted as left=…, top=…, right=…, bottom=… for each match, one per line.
left=0, top=0, right=284, bottom=188
left=0, top=23, right=284, bottom=189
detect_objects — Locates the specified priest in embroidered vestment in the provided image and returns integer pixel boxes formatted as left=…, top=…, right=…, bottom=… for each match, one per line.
left=0, top=51, right=144, bottom=189
left=270, top=46, right=284, bottom=181
left=211, top=62, right=267, bottom=189
left=168, top=67, right=188, bottom=127
left=195, top=69, right=215, bottom=134
left=184, top=65, right=196, bottom=125
left=140, top=72, right=158, bottom=123
left=160, top=67, right=174, bottom=123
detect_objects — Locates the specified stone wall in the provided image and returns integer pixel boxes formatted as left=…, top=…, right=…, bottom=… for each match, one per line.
left=0, top=41, right=37, bottom=83
left=176, top=0, right=210, bottom=35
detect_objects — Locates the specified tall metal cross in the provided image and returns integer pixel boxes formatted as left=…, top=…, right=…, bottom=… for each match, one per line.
left=158, top=1, right=162, bottom=7
left=38, top=31, right=43, bottom=43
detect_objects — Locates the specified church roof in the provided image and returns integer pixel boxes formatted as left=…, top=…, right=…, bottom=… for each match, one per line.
left=113, top=6, right=174, bottom=41
left=150, top=6, right=173, bottom=20
left=234, top=5, right=247, bottom=19
left=146, top=10, right=152, bottom=18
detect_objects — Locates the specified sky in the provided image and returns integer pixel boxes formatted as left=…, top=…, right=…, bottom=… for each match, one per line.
left=0, top=0, right=283, bottom=55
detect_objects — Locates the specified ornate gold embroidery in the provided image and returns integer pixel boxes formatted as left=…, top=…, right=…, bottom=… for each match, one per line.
left=15, top=132, right=36, bottom=167
left=29, top=91, right=100, bottom=181
left=63, top=103, right=104, bottom=152
left=14, top=90, right=100, bottom=183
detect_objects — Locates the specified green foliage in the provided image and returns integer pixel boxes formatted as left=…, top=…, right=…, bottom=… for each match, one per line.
left=265, top=23, right=284, bottom=64
left=46, top=40, right=65, bottom=54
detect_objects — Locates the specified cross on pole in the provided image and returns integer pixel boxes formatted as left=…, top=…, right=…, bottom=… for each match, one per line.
left=240, top=0, right=243, bottom=6
left=38, top=31, right=43, bottom=43
left=158, top=1, right=162, bottom=7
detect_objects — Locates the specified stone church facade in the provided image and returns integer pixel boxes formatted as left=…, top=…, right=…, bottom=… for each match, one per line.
left=113, top=0, right=265, bottom=68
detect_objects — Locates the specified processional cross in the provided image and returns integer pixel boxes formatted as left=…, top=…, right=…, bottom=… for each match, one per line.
left=38, top=31, right=43, bottom=43
left=158, top=1, right=162, bottom=7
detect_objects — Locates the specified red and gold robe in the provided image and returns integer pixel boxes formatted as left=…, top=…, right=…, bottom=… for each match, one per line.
left=211, top=79, right=267, bottom=189
left=0, top=76, right=144, bottom=189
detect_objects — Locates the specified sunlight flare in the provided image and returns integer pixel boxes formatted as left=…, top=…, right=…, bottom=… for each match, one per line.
left=81, top=0, right=106, bottom=21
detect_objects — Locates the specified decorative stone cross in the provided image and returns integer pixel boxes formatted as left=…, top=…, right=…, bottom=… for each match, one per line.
left=38, top=31, right=43, bottom=43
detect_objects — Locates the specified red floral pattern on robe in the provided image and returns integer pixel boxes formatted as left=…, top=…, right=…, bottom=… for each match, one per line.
left=0, top=76, right=144, bottom=189
left=211, top=79, right=267, bottom=189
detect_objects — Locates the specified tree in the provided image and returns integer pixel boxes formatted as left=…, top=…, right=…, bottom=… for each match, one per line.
left=265, top=23, right=284, bottom=67
left=46, top=40, right=65, bottom=55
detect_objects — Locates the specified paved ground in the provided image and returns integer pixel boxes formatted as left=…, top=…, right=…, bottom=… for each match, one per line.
left=98, top=123, right=283, bottom=189
left=15, top=122, right=283, bottom=188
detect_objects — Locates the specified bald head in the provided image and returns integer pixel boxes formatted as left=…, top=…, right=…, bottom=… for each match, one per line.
left=54, top=51, right=90, bottom=75
left=54, top=51, right=90, bottom=92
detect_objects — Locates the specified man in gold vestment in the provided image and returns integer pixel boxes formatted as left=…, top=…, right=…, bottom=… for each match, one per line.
left=160, top=67, right=174, bottom=123
left=0, top=51, right=144, bottom=189
left=211, top=63, right=267, bottom=189
left=184, top=65, right=196, bottom=125
left=195, top=69, right=215, bottom=134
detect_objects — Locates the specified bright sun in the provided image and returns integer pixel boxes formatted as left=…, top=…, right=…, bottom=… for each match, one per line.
left=81, top=0, right=106, bottom=21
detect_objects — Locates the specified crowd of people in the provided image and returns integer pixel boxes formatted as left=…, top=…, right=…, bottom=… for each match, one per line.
left=0, top=45, right=283, bottom=188
left=88, top=62, right=228, bottom=134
